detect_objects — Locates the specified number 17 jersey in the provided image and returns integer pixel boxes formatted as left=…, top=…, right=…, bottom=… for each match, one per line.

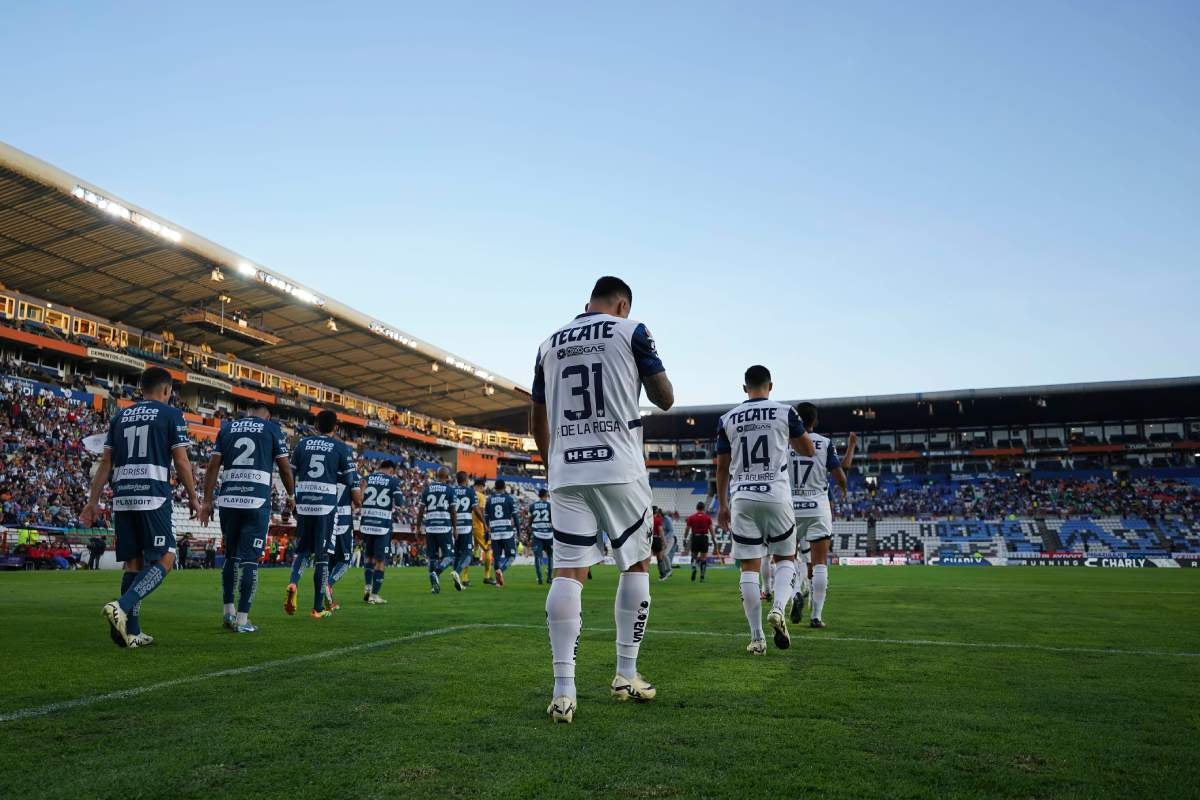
left=532, top=311, right=665, bottom=491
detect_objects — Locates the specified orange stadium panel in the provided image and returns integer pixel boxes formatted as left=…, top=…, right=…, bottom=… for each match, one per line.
left=457, top=448, right=499, bottom=479
left=0, top=326, right=87, bottom=357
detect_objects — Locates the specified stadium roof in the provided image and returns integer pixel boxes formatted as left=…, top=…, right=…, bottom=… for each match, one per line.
left=0, top=140, right=531, bottom=425
left=642, top=375, right=1200, bottom=440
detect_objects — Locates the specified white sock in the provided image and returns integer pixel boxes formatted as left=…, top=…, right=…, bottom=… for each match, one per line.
left=739, top=571, right=764, bottom=640
left=771, top=560, right=796, bottom=614
left=811, top=563, right=828, bottom=620
left=223, top=602, right=235, bottom=616
left=546, top=577, right=583, bottom=700
left=235, top=611, right=248, bottom=625
left=614, top=571, right=651, bottom=677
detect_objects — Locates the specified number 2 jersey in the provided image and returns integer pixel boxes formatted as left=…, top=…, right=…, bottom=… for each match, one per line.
left=532, top=312, right=665, bottom=491
left=360, top=471, right=400, bottom=536
left=292, top=435, right=357, bottom=517
left=789, top=432, right=841, bottom=518
left=213, top=416, right=288, bottom=511
left=716, top=398, right=806, bottom=505
left=104, top=400, right=191, bottom=512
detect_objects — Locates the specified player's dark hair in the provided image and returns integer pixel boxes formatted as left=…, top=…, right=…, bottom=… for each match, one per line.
left=315, top=409, right=338, bottom=434
left=139, top=366, right=173, bottom=395
left=456, top=470, right=468, bottom=483
left=249, top=400, right=271, bottom=413
left=696, top=502, right=705, bottom=511
left=796, top=402, right=818, bottom=429
left=590, top=276, right=632, bottom=306
left=539, top=489, right=549, bottom=498
left=494, top=479, right=506, bottom=492
left=744, top=365, right=771, bottom=388
left=381, top=459, right=396, bottom=470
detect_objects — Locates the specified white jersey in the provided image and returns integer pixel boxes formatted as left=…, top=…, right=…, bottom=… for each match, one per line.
left=790, top=432, right=841, bottom=517
left=533, top=312, right=665, bottom=491
left=717, top=398, right=806, bottom=504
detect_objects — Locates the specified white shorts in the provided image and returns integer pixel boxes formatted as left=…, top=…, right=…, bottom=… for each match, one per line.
left=550, top=480, right=653, bottom=572
left=730, top=498, right=796, bottom=561
left=795, top=513, right=833, bottom=543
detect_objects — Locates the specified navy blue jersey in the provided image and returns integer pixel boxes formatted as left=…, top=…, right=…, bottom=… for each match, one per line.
left=529, top=499, right=552, bottom=539
left=451, top=484, right=477, bottom=535
left=421, top=482, right=454, bottom=535
left=105, top=400, right=190, bottom=512
left=335, top=479, right=357, bottom=535
left=485, top=493, right=518, bottom=540
left=361, top=471, right=400, bottom=535
left=214, top=416, right=288, bottom=510
left=292, top=435, right=357, bottom=517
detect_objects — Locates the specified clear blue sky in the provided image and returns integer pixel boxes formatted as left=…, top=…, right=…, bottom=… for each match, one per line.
left=3, top=1, right=1197, bottom=405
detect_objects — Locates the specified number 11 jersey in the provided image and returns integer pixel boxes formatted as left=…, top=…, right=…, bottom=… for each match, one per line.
left=532, top=311, right=664, bottom=491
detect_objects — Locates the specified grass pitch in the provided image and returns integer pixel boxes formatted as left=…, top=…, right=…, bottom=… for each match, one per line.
left=1, top=564, right=1197, bottom=800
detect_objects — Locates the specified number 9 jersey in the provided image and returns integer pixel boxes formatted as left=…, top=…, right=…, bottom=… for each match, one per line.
left=532, top=311, right=664, bottom=490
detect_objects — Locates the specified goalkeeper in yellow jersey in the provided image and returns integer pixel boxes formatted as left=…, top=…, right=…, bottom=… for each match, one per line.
left=463, top=476, right=494, bottom=586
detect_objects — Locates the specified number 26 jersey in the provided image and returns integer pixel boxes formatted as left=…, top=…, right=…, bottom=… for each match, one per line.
left=532, top=312, right=664, bottom=491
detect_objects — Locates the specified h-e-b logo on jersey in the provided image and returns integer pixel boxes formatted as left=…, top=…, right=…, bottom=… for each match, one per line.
left=564, top=446, right=614, bottom=464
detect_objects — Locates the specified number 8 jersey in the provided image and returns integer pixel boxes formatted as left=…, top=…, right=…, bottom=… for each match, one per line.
left=716, top=398, right=806, bottom=504
left=532, top=312, right=664, bottom=490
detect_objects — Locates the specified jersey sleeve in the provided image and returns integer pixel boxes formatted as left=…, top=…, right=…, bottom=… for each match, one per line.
left=339, top=446, right=358, bottom=486
left=786, top=407, right=806, bottom=439
left=531, top=349, right=546, bottom=405
left=715, top=418, right=731, bottom=454
left=630, top=323, right=665, bottom=378
left=214, top=423, right=228, bottom=453
left=827, top=444, right=842, bottom=471
left=104, top=418, right=116, bottom=451
left=271, top=423, right=288, bottom=460
left=171, top=407, right=191, bottom=449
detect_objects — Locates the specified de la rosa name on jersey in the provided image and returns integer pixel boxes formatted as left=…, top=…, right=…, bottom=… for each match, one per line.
left=105, top=400, right=191, bottom=512
left=532, top=312, right=665, bottom=490
left=214, top=416, right=287, bottom=510
left=716, top=398, right=806, bottom=504
left=292, top=435, right=357, bottom=517
left=361, top=472, right=400, bottom=535
left=790, top=432, right=841, bottom=517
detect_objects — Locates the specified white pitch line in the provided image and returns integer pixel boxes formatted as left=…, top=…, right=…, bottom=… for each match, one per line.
left=4, top=622, right=1197, bottom=724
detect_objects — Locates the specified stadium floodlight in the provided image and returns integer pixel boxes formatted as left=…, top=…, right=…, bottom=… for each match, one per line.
left=431, top=362, right=439, bottom=373
left=326, top=317, right=338, bottom=332
left=210, top=267, right=225, bottom=282
left=236, top=261, right=256, bottom=277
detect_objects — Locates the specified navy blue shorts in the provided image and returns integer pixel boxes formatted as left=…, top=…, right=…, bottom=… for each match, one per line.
left=532, top=537, right=553, bottom=556
left=454, top=533, right=473, bottom=560
left=426, top=532, right=453, bottom=561
left=492, top=537, right=516, bottom=561
left=362, top=533, right=389, bottom=562
left=295, top=513, right=335, bottom=557
left=218, top=506, right=271, bottom=562
left=114, top=507, right=175, bottom=562
left=330, top=529, right=354, bottom=561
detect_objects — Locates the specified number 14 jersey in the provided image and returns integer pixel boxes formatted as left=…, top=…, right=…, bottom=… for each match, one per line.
left=716, top=398, right=806, bottom=504
left=532, top=312, right=665, bottom=491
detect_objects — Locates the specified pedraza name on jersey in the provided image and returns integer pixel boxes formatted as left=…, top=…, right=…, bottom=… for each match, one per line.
left=549, top=319, right=618, bottom=347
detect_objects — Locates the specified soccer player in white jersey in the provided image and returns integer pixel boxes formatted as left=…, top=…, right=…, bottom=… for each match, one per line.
left=715, top=365, right=814, bottom=655
left=532, top=276, right=674, bottom=724
left=788, top=403, right=855, bottom=627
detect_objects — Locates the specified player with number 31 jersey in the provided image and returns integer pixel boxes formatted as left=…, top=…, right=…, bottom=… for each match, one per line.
left=532, top=276, right=675, bottom=724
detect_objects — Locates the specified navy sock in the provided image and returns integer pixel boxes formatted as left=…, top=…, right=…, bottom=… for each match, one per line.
left=290, top=554, right=306, bottom=585
left=237, top=563, right=258, bottom=614
left=118, top=563, right=167, bottom=614
left=222, top=557, right=238, bottom=606
left=372, top=569, right=384, bottom=595
left=118, top=572, right=139, bottom=635
left=364, top=565, right=375, bottom=589
left=535, top=557, right=543, bottom=583
left=329, top=558, right=350, bottom=586
left=313, top=561, right=329, bottom=612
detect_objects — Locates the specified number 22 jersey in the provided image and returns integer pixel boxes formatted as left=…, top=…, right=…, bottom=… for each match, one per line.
left=532, top=312, right=664, bottom=491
